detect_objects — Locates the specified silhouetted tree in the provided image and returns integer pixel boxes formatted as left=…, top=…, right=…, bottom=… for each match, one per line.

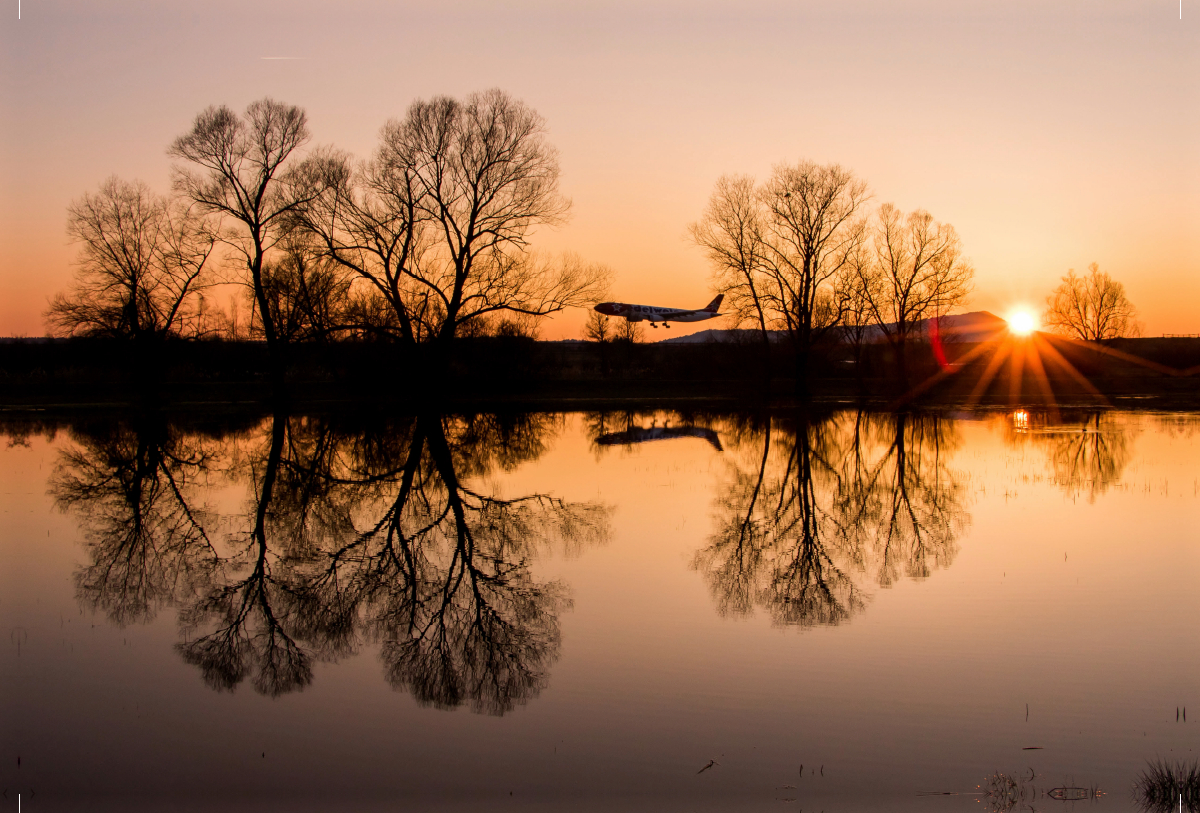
left=378, top=90, right=607, bottom=343
left=47, top=177, right=216, bottom=341
left=1043, top=263, right=1140, bottom=341
left=834, top=238, right=877, bottom=375
left=690, top=174, right=771, bottom=349
left=692, top=163, right=871, bottom=386
left=292, top=91, right=609, bottom=345
left=856, top=204, right=974, bottom=385
left=288, top=146, right=426, bottom=343
left=170, top=98, right=321, bottom=351
left=258, top=235, right=352, bottom=343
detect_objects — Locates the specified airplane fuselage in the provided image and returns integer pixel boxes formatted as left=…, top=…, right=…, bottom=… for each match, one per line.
left=594, top=294, right=723, bottom=327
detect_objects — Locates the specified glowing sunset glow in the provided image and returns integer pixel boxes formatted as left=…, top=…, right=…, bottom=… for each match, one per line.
left=1006, top=310, right=1037, bottom=336
left=0, top=2, right=1197, bottom=339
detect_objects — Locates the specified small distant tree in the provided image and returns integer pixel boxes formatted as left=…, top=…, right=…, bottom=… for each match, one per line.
left=583, top=310, right=612, bottom=343
left=1043, top=263, right=1140, bottom=341
left=47, top=177, right=215, bottom=340
left=492, top=312, right=542, bottom=339
left=834, top=240, right=877, bottom=369
left=613, top=318, right=645, bottom=344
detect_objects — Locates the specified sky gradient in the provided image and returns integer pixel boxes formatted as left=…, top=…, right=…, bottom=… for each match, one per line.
left=2, top=0, right=1197, bottom=339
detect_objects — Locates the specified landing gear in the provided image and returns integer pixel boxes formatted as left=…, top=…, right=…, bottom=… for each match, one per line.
left=664, top=323, right=671, bottom=328
left=650, top=323, right=659, bottom=328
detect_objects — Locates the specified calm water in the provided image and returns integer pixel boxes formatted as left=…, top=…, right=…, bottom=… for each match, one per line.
left=1, top=408, right=1196, bottom=812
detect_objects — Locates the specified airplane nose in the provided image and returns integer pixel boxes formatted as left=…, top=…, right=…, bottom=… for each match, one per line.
left=594, top=303, right=615, bottom=315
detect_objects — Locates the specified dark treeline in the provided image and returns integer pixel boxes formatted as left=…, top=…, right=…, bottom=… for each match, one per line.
left=5, top=331, right=1200, bottom=409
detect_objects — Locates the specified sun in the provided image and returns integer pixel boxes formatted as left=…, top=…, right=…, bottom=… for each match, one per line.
left=1007, top=309, right=1037, bottom=336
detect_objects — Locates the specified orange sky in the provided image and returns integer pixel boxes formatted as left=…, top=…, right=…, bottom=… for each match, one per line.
left=2, top=0, right=1197, bottom=340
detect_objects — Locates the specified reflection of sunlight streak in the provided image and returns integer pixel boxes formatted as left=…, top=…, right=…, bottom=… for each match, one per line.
left=1012, top=410, right=1029, bottom=431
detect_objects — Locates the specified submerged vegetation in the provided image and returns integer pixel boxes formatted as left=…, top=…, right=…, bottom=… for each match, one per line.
left=1135, top=760, right=1200, bottom=812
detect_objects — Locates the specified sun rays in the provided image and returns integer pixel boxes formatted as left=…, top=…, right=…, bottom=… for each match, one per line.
left=892, top=322, right=1125, bottom=413
left=893, top=320, right=1197, bottom=414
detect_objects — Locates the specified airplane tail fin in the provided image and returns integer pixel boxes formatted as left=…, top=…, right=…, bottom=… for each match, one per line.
left=703, top=294, right=724, bottom=313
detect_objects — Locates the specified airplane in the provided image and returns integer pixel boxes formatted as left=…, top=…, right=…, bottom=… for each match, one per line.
left=593, top=294, right=724, bottom=328
left=595, top=424, right=723, bottom=452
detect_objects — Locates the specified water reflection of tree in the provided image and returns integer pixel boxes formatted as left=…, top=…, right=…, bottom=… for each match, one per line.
left=1004, top=410, right=1132, bottom=503
left=52, top=411, right=608, bottom=712
left=695, top=411, right=968, bottom=629
left=279, top=413, right=606, bottom=713
left=176, top=413, right=315, bottom=697
left=50, top=418, right=224, bottom=627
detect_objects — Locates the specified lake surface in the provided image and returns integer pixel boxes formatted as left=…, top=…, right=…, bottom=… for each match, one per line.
left=1, top=407, right=1196, bottom=811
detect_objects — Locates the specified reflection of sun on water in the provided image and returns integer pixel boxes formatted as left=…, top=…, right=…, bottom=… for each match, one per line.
left=1006, top=309, right=1036, bottom=336
left=1012, top=410, right=1029, bottom=432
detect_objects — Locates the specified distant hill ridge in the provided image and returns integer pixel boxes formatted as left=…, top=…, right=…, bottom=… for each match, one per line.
left=657, top=311, right=1009, bottom=345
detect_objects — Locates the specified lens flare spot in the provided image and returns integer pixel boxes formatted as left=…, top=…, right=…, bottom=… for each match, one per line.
left=1007, top=310, right=1036, bottom=336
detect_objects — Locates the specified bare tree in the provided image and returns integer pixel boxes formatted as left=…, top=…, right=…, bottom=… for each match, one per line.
left=289, top=146, right=426, bottom=343
left=291, top=92, right=607, bottom=345
left=1042, top=263, right=1139, bottom=341
left=258, top=235, right=352, bottom=343
left=613, top=316, right=645, bottom=344
left=758, top=162, right=870, bottom=376
left=379, top=89, right=606, bottom=343
left=689, top=174, right=771, bottom=348
left=833, top=239, right=877, bottom=370
left=691, top=163, right=870, bottom=382
left=583, top=310, right=612, bottom=343
left=169, top=98, right=319, bottom=350
left=47, top=177, right=215, bottom=340
left=857, top=203, right=973, bottom=382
